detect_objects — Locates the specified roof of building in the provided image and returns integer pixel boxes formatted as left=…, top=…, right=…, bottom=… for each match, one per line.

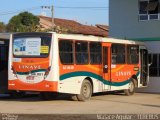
left=39, top=16, right=108, bottom=37
left=96, top=24, right=109, bottom=31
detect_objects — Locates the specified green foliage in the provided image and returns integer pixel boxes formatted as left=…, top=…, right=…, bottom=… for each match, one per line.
left=7, top=11, right=39, bottom=32
left=0, top=22, right=6, bottom=32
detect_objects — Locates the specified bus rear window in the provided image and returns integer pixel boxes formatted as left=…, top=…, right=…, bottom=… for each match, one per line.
left=13, top=36, right=51, bottom=57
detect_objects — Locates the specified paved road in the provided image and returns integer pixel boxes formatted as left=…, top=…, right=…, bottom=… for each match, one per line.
left=0, top=93, right=159, bottom=114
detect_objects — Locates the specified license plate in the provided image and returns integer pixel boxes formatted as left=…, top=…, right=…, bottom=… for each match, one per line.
left=26, top=76, right=35, bottom=80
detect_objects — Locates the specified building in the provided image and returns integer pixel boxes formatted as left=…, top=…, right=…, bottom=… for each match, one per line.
left=109, top=0, right=160, bottom=93
left=39, top=15, right=108, bottom=37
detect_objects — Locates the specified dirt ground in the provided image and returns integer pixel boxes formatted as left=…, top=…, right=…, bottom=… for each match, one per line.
left=0, top=93, right=159, bottom=120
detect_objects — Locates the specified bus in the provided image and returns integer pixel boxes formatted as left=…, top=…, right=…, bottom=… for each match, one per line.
left=0, top=33, right=10, bottom=94
left=8, top=32, right=149, bottom=101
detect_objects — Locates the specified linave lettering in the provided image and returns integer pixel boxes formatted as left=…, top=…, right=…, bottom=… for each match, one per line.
left=19, top=65, right=41, bottom=69
left=116, top=71, right=131, bottom=77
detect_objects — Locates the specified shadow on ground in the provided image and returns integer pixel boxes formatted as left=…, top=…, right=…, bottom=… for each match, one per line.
left=0, top=91, right=124, bottom=102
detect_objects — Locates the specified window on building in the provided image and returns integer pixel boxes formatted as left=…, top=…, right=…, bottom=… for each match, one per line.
left=90, top=42, right=102, bottom=64
left=139, top=0, right=159, bottom=21
left=148, top=54, right=160, bottom=76
left=112, top=44, right=125, bottom=64
left=75, top=41, right=88, bottom=64
left=59, top=40, right=74, bottom=64
left=127, top=45, right=139, bottom=64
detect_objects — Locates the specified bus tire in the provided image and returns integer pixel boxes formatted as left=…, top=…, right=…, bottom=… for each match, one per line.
left=124, top=80, right=135, bottom=96
left=76, top=80, right=92, bottom=102
left=40, top=92, right=58, bottom=100
left=71, top=95, right=78, bottom=101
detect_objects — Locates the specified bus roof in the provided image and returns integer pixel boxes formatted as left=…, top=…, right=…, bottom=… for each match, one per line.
left=56, top=33, right=144, bottom=45
left=11, top=32, right=144, bottom=45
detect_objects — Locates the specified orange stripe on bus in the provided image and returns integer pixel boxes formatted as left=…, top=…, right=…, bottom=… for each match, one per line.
left=111, top=65, right=125, bottom=72
left=14, top=61, right=49, bottom=65
left=8, top=80, right=58, bottom=92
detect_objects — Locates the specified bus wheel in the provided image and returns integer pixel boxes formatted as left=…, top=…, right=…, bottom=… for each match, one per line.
left=124, top=80, right=135, bottom=96
left=71, top=95, right=78, bottom=101
left=40, top=92, right=58, bottom=100
left=76, top=80, right=92, bottom=102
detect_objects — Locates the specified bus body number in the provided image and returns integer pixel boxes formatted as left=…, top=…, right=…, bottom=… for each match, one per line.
left=63, top=66, right=74, bottom=70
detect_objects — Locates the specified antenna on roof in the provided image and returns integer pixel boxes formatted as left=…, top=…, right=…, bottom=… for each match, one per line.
left=41, top=6, right=50, bottom=16
left=41, top=12, right=47, bottom=16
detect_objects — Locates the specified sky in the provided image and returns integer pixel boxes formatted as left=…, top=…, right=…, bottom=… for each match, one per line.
left=0, top=0, right=108, bottom=26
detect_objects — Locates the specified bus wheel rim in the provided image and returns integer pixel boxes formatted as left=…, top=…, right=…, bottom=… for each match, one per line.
left=129, top=81, right=134, bottom=92
left=82, top=83, right=90, bottom=97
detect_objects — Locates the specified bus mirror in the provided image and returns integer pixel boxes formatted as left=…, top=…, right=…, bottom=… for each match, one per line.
left=148, top=63, right=152, bottom=67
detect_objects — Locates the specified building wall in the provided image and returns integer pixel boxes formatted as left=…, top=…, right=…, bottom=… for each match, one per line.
left=109, top=0, right=160, bottom=93
left=145, top=41, right=160, bottom=53
left=109, top=0, right=160, bottom=39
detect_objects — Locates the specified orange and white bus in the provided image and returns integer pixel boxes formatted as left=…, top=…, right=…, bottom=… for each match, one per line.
left=8, top=32, right=149, bottom=101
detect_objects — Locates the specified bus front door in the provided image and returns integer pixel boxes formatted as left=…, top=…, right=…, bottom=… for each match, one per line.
left=140, top=49, right=149, bottom=86
left=102, top=45, right=111, bottom=90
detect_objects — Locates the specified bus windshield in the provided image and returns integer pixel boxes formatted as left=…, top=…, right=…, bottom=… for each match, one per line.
left=13, top=36, right=51, bottom=58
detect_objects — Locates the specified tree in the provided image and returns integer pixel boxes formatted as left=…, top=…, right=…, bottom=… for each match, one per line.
left=0, top=22, right=6, bottom=32
left=7, top=12, right=39, bottom=32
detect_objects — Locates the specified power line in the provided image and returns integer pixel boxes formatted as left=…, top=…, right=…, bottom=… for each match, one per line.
left=0, top=6, right=41, bottom=16
left=54, top=6, right=108, bottom=11
left=54, top=6, right=108, bottom=9
left=41, top=6, right=108, bottom=9
left=0, top=6, right=108, bottom=16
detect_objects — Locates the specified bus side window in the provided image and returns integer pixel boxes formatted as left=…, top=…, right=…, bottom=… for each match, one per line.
left=75, top=41, right=89, bottom=64
left=59, top=40, right=74, bottom=64
left=112, top=55, right=117, bottom=64
left=90, top=42, right=102, bottom=64
left=112, top=44, right=125, bottom=64
left=127, top=45, right=139, bottom=64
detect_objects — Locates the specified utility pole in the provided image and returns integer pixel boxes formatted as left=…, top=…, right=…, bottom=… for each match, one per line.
left=41, top=2, right=54, bottom=31
left=51, top=5, right=54, bottom=31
